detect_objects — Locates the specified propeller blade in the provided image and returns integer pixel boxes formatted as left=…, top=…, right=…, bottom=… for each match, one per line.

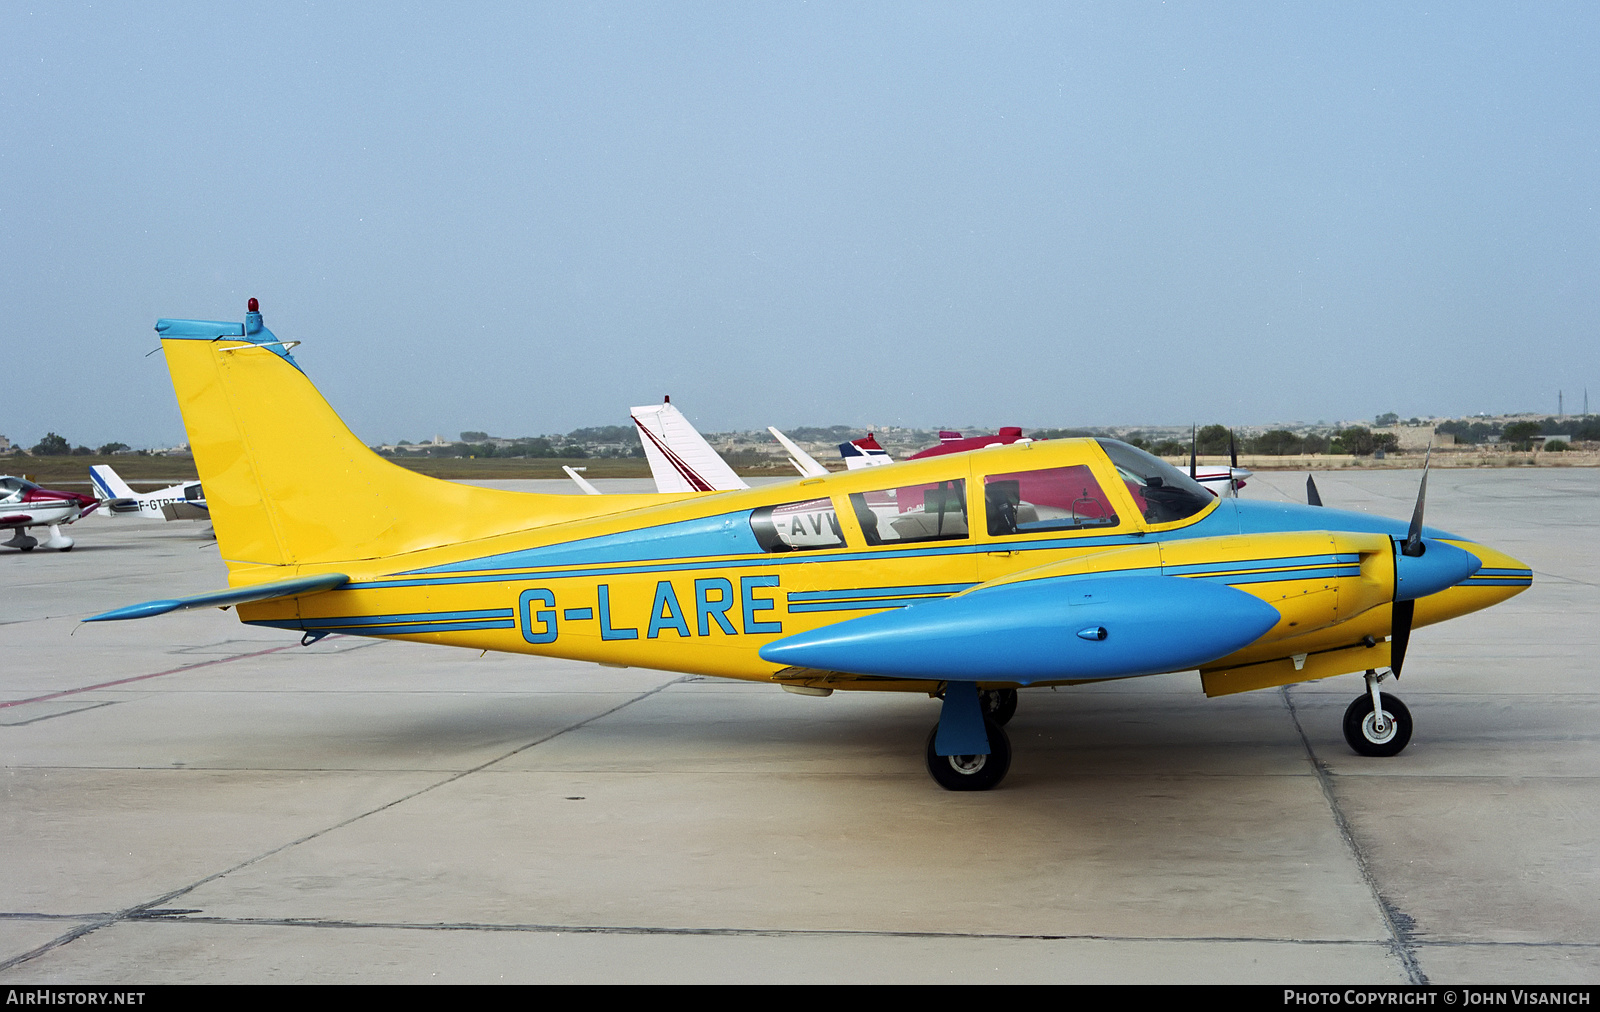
left=1189, top=424, right=1197, bottom=480
left=1306, top=474, right=1323, bottom=507
left=1391, top=598, right=1415, bottom=678
left=1228, top=430, right=1239, bottom=496
left=1402, top=444, right=1433, bottom=558
left=1392, top=447, right=1434, bottom=674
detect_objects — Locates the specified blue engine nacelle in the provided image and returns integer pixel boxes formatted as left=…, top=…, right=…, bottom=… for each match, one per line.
left=760, top=574, right=1283, bottom=684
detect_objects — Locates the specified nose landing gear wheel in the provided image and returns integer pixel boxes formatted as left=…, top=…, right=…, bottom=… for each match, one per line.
left=978, top=688, right=1018, bottom=726
left=1342, top=693, right=1413, bottom=757
left=925, top=720, right=1011, bottom=791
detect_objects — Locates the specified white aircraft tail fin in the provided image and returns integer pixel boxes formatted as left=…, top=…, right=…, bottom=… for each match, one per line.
left=629, top=398, right=749, bottom=494
left=767, top=427, right=829, bottom=478
left=838, top=433, right=893, bottom=470
left=89, top=464, right=136, bottom=501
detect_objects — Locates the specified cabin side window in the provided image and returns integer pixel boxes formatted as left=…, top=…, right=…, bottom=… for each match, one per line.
left=982, top=465, right=1120, bottom=536
left=848, top=479, right=969, bottom=546
left=749, top=497, right=847, bottom=552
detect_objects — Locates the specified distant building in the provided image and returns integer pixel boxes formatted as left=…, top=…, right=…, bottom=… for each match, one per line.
left=1376, top=426, right=1454, bottom=449
left=0, top=434, right=13, bottom=454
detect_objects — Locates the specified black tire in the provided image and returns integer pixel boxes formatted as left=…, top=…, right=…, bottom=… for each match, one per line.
left=18, top=544, right=34, bottom=552
left=978, top=688, right=1018, bottom=726
left=1342, top=693, right=1413, bottom=757
left=925, top=719, right=1012, bottom=791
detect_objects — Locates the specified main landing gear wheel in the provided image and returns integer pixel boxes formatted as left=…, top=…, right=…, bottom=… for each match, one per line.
left=1343, top=693, right=1413, bottom=757
left=925, top=720, right=1011, bottom=791
left=978, top=688, right=1018, bottom=726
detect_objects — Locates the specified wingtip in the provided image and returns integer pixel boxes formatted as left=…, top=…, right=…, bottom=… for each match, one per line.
left=84, top=600, right=183, bottom=623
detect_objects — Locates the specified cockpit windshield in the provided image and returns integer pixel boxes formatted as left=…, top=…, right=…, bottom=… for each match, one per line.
left=1095, top=439, right=1216, bottom=525
left=0, top=477, right=38, bottom=505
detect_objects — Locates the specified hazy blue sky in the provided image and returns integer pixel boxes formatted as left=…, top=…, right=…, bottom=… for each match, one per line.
left=3, top=2, right=1596, bottom=448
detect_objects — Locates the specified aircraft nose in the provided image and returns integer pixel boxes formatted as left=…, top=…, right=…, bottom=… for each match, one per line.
left=1395, top=538, right=1482, bottom=602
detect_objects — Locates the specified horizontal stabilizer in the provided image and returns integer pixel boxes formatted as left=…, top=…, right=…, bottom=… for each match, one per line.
left=160, top=501, right=211, bottom=522
left=84, top=573, right=349, bottom=622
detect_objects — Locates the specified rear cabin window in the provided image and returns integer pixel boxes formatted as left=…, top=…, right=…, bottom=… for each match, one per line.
left=750, top=497, right=847, bottom=552
left=849, top=478, right=969, bottom=546
left=983, top=465, right=1119, bottom=536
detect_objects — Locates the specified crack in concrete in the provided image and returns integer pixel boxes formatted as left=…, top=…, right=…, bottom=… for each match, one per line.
left=0, top=676, right=687, bottom=975
left=0, top=645, right=299, bottom=710
left=1282, top=684, right=1427, bottom=985
left=5, top=908, right=1595, bottom=950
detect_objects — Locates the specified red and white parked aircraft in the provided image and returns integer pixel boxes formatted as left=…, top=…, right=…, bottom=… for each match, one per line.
left=893, top=428, right=1251, bottom=497
left=1, top=475, right=98, bottom=551
left=628, top=406, right=1251, bottom=500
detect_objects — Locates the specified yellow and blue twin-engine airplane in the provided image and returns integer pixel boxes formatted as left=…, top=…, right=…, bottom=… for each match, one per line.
left=89, top=301, right=1532, bottom=790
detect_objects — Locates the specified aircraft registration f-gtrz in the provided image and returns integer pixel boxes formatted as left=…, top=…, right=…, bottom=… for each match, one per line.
left=89, top=301, right=1533, bottom=790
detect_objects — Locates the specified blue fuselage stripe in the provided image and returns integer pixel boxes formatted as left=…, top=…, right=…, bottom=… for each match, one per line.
left=788, top=599, right=957, bottom=613
left=344, top=557, right=1372, bottom=599
left=787, top=583, right=978, bottom=602
left=249, top=618, right=516, bottom=635
left=298, top=608, right=513, bottom=628
left=1188, top=566, right=1362, bottom=585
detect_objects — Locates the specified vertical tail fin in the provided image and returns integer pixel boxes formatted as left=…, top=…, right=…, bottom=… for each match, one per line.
left=88, top=465, right=136, bottom=501
left=838, top=433, right=893, bottom=470
left=157, top=303, right=682, bottom=573
left=629, top=398, right=748, bottom=493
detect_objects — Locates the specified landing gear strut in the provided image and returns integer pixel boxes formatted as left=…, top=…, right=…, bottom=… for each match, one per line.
left=4, top=525, right=73, bottom=551
left=4, top=531, right=38, bottom=552
left=1342, top=669, right=1412, bottom=757
left=927, top=682, right=1013, bottom=790
left=43, top=524, right=75, bottom=551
